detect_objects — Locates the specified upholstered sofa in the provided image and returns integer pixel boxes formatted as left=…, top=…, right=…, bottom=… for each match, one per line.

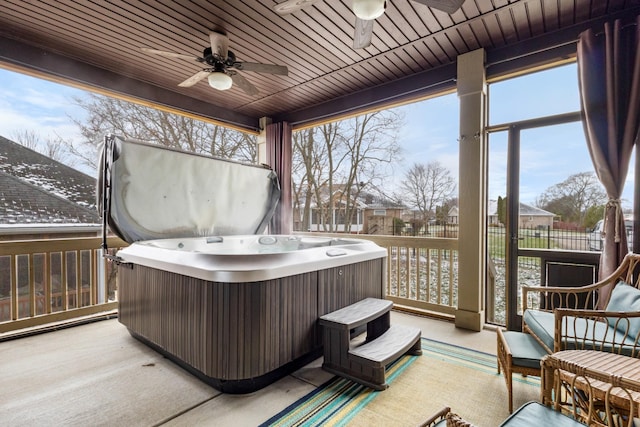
left=522, top=253, right=640, bottom=356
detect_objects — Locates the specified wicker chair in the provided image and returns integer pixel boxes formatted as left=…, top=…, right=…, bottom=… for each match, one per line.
left=522, top=253, right=640, bottom=355
left=423, top=359, right=640, bottom=426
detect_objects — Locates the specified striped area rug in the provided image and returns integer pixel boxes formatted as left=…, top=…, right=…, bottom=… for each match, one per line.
left=260, top=338, right=540, bottom=427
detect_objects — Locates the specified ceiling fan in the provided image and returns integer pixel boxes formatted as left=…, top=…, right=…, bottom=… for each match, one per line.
left=273, top=0, right=465, bottom=49
left=141, top=32, right=288, bottom=96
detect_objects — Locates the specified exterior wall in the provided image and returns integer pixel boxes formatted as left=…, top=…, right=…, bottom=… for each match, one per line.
left=364, top=208, right=404, bottom=235
left=519, top=215, right=554, bottom=229
left=308, top=224, right=363, bottom=233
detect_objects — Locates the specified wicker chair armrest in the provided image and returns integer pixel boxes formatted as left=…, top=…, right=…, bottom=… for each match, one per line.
left=553, top=308, right=640, bottom=354
left=419, top=406, right=451, bottom=427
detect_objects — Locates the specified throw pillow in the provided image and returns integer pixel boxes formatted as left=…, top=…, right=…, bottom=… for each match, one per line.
left=605, top=281, right=640, bottom=339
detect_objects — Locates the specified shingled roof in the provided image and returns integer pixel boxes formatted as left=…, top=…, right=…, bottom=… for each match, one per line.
left=0, top=136, right=99, bottom=226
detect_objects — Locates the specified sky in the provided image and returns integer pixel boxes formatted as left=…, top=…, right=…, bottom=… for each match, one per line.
left=392, top=63, right=636, bottom=210
left=0, top=70, right=90, bottom=172
left=0, top=64, right=635, bottom=210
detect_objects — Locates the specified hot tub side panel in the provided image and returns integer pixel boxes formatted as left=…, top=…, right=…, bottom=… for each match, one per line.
left=117, top=257, right=385, bottom=393
left=317, top=259, right=385, bottom=316
left=118, top=265, right=319, bottom=390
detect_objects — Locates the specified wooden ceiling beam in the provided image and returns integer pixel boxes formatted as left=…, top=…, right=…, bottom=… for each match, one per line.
left=0, top=35, right=260, bottom=133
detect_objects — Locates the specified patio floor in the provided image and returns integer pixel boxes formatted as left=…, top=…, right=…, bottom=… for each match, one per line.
left=0, top=311, right=498, bottom=426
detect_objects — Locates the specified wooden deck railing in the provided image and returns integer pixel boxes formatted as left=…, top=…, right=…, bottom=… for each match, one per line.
left=300, top=233, right=460, bottom=318
left=0, top=236, right=127, bottom=334
left=0, top=234, right=459, bottom=334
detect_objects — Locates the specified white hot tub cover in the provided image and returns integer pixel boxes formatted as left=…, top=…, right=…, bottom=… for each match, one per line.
left=98, top=135, right=280, bottom=243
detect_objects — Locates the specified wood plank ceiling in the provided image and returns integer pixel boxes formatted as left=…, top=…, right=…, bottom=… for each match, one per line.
left=0, top=1, right=639, bottom=132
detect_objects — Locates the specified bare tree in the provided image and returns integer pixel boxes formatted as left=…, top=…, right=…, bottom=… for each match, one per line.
left=67, top=93, right=257, bottom=171
left=292, top=110, right=404, bottom=232
left=12, top=130, right=40, bottom=150
left=535, top=171, right=607, bottom=226
left=338, top=112, right=403, bottom=232
left=401, top=161, right=457, bottom=228
left=12, top=130, right=75, bottom=166
left=292, top=128, right=330, bottom=231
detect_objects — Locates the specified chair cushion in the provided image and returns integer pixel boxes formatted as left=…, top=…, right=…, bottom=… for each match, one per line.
left=498, top=401, right=584, bottom=426
left=523, top=309, right=637, bottom=354
left=605, top=281, right=640, bottom=339
left=502, top=331, right=547, bottom=368
left=522, top=310, right=555, bottom=351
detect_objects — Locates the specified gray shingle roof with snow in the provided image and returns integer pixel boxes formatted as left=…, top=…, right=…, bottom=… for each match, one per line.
left=0, top=136, right=99, bottom=225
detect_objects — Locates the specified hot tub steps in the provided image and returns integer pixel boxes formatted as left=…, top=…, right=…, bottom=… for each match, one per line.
left=319, top=297, right=422, bottom=390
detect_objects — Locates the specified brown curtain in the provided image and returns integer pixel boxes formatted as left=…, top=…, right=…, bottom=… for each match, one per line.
left=266, top=121, right=293, bottom=234
left=577, top=16, right=640, bottom=304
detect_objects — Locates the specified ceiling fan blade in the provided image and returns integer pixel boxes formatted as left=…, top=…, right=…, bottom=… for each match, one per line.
left=141, top=47, right=196, bottom=61
left=230, top=73, right=259, bottom=96
left=178, top=70, right=210, bottom=87
left=234, top=62, right=288, bottom=76
left=411, top=0, right=465, bottom=14
left=209, top=31, right=229, bottom=59
left=273, top=0, right=321, bottom=15
left=353, top=18, right=374, bottom=49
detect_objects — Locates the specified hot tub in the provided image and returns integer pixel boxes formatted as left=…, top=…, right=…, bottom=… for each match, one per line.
left=116, top=234, right=386, bottom=393
left=99, top=136, right=387, bottom=393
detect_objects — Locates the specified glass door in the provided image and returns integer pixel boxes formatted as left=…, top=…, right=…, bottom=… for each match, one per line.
left=487, top=112, right=594, bottom=327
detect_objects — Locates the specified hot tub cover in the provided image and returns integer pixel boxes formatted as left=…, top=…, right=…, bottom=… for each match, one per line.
left=98, top=135, right=280, bottom=243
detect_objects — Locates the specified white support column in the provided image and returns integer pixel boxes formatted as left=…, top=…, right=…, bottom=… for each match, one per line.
left=456, top=49, right=487, bottom=331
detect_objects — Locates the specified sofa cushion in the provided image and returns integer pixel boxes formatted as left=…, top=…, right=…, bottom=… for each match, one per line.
left=605, top=281, right=640, bottom=339
left=523, top=309, right=637, bottom=354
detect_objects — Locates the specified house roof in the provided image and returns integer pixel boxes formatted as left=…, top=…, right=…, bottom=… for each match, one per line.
left=486, top=199, right=554, bottom=217
left=0, top=136, right=97, bottom=209
left=0, top=171, right=99, bottom=225
left=360, top=192, right=407, bottom=209
left=0, top=136, right=100, bottom=226
left=1, top=2, right=637, bottom=133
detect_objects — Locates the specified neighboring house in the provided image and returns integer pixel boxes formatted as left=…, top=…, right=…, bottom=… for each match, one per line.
left=0, top=136, right=101, bottom=241
left=448, top=201, right=555, bottom=228
left=307, top=199, right=366, bottom=233
left=515, top=203, right=556, bottom=229
left=305, top=188, right=367, bottom=233
left=448, top=206, right=459, bottom=224
left=301, top=186, right=405, bottom=235
left=363, top=197, right=405, bottom=235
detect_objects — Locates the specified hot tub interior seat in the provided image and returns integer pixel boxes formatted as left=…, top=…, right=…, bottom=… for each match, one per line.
left=139, top=235, right=364, bottom=253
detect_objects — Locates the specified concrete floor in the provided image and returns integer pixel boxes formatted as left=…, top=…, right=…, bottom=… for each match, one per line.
left=0, top=311, right=498, bottom=426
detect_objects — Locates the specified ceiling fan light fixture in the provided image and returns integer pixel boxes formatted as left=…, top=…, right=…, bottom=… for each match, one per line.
left=208, top=72, right=233, bottom=90
left=352, top=0, right=386, bottom=20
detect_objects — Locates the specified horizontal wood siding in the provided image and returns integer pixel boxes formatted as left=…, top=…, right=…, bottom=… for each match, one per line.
left=317, top=259, right=385, bottom=317
left=119, top=264, right=320, bottom=380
